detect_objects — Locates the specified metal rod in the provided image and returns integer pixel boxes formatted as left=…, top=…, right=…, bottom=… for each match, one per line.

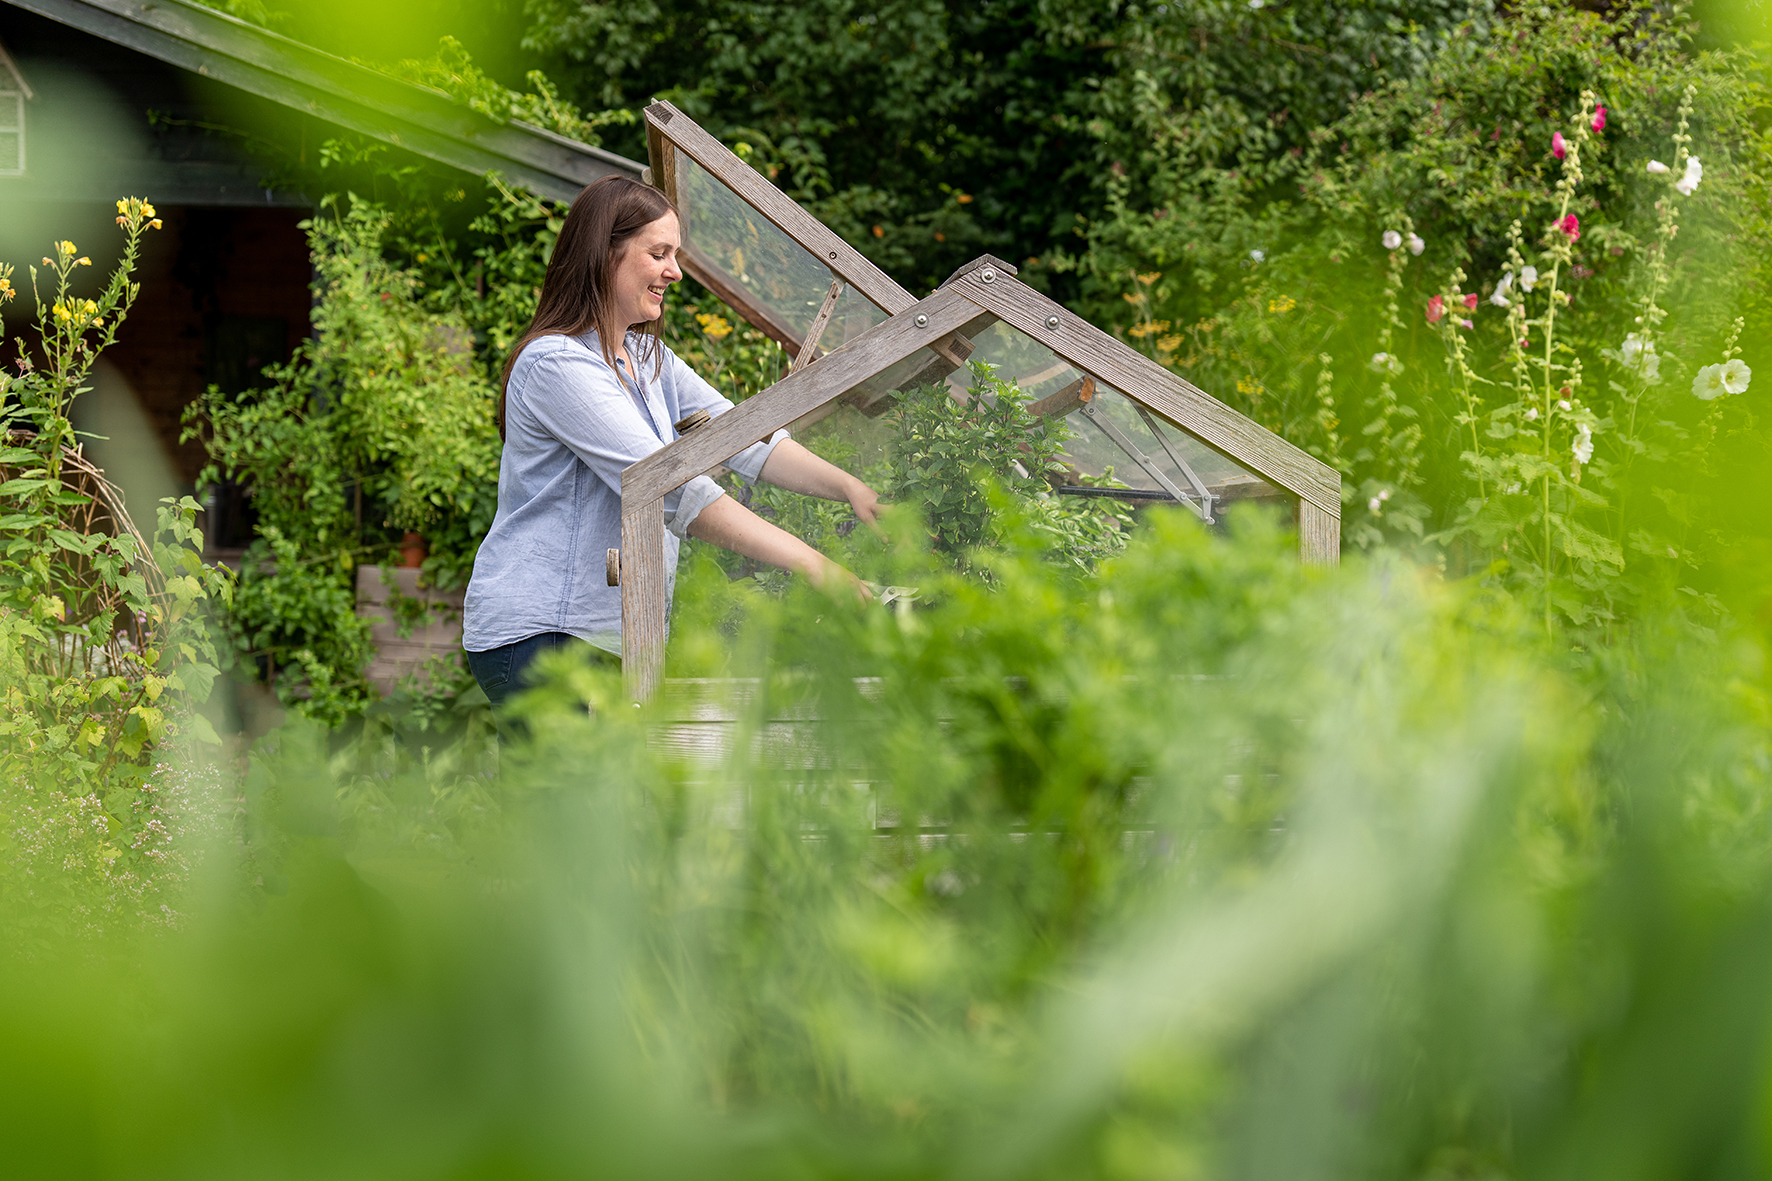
left=1079, top=402, right=1211, bottom=522
left=1133, top=402, right=1216, bottom=520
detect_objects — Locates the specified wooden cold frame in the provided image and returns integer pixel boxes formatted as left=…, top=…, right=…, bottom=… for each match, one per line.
left=617, top=258, right=1344, bottom=700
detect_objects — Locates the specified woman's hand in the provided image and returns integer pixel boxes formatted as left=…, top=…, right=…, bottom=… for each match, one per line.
left=802, top=551, right=874, bottom=604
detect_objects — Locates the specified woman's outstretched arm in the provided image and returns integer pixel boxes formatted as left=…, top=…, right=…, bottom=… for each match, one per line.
left=686, top=494, right=871, bottom=600
left=758, top=439, right=881, bottom=526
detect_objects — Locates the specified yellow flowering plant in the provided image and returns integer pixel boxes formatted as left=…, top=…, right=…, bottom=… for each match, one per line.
left=0, top=199, right=234, bottom=825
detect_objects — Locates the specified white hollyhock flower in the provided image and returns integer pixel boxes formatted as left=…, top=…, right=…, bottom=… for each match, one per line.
left=1382, top=230, right=1402, bottom=250
left=1620, top=333, right=1647, bottom=366
left=1572, top=423, right=1594, bottom=465
left=1676, top=156, right=1703, bottom=196
left=1721, top=358, right=1752, bottom=394
left=1249, top=248, right=1265, bottom=263
left=1646, top=159, right=1670, bottom=174
left=1519, top=265, right=1538, bottom=292
left=1558, top=399, right=1572, bottom=412
left=1490, top=272, right=1514, bottom=306
left=1368, top=497, right=1382, bottom=512
left=1693, top=363, right=1727, bottom=399
left=1407, top=232, right=1424, bottom=255
left=1524, top=407, right=1539, bottom=421
left=1642, top=353, right=1661, bottom=384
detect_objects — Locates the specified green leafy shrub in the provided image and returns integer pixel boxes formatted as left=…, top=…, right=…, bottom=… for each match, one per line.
left=188, top=197, right=502, bottom=723
left=886, top=362, right=1133, bottom=572
left=1066, top=3, right=1770, bottom=635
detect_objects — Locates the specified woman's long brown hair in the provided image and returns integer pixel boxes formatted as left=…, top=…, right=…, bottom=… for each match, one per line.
left=498, top=175, right=678, bottom=439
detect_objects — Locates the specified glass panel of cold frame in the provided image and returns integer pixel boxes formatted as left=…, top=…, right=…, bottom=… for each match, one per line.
left=677, top=150, right=887, bottom=348
left=935, top=320, right=1283, bottom=511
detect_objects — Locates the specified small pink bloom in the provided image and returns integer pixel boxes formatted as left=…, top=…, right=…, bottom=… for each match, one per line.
left=1552, top=131, right=1567, bottom=160
left=1592, top=106, right=1607, bottom=133
left=1459, top=318, right=1474, bottom=329
left=1559, top=214, right=1580, bottom=241
left=1426, top=294, right=1445, bottom=324
left=1462, top=293, right=1479, bottom=310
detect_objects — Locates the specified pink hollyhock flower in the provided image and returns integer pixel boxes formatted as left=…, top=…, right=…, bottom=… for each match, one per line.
left=1592, top=107, right=1607, bottom=133
left=1462, top=292, right=1479, bottom=310
left=1426, top=294, right=1445, bottom=324
left=1559, top=214, right=1580, bottom=241
left=1552, top=131, right=1567, bottom=160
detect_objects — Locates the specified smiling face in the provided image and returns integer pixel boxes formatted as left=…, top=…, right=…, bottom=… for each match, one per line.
left=610, top=212, right=683, bottom=328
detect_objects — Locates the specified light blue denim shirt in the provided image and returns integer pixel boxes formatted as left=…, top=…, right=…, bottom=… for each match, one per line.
left=463, top=330, right=787, bottom=654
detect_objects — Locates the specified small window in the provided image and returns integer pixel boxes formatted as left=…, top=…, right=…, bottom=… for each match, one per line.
left=0, top=39, right=29, bottom=177
left=0, top=88, right=22, bottom=176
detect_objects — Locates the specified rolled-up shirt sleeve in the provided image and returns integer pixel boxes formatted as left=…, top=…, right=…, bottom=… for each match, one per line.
left=513, top=350, right=727, bottom=537
left=666, top=350, right=790, bottom=482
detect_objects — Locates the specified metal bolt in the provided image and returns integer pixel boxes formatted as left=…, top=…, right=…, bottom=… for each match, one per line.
left=914, top=314, right=928, bottom=327
left=828, top=251, right=838, bottom=259
left=1046, top=315, right=1060, bottom=329
left=981, top=268, right=997, bottom=283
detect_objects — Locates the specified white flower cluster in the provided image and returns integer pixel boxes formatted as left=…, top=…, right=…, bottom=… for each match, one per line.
left=1692, top=359, right=1751, bottom=400
left=1619, top=334, right=1662, bottom=384
left=1572, top=422, right=1594, bottom=465
left=1380, top=230, right=1425, bottom=255
left=1676, top=156, right=1703, bottom=196
left=1648, top=156, right=1703, bottom=195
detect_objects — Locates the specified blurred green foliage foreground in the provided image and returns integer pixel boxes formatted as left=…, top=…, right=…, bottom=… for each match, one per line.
left=4, top=506, right=1770, bottom=1180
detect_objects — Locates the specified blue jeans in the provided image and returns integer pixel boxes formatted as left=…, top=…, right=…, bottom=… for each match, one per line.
left=464, top=632, right=616, bottom=743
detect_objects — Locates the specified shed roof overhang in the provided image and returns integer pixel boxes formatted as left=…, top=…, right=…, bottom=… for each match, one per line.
left=0, top=0, right=644, bottom=199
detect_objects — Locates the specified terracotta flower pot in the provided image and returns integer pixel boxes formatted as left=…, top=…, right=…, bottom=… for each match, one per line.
left=399, top=532, right=428, bottom=569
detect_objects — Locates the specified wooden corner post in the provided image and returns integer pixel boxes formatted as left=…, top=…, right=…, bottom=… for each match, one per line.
left=618, top=495, right=670, bottom=701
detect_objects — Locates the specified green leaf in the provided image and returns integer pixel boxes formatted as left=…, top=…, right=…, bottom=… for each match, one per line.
left=187, top=713, right=223, bottom=745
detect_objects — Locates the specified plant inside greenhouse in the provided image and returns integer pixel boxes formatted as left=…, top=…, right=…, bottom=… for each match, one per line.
left=0, top=0, right=1769, bottom=1177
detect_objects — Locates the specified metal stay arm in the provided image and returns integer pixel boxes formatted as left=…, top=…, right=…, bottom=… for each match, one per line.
left=1077, top=401, right=1215, bottom=524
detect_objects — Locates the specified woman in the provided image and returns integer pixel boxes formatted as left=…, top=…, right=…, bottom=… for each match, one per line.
left=462, top=175, right=878, bottom=714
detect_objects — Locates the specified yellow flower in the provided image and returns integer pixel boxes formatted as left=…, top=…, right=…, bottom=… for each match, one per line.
left=116, top=199, right=129, bottom=214
left=1137, top=271, right=1161, bottom=285
left=695, top=312, right=734, bottom=340
left=1237, top=374, right=1265, bottom=395
left=150, top=219, right=163, bottom=230
left=81, top=299, right=98, bottom=314
left=1127, top=319, right=1171, bottom=339
left=1267, top=295, right=1297, bottom=314
left=57, top=240, right=77, bottom=257
left=1157, top=335, right=1182, bottom=353
left=142, top=202, right=155, bottom=217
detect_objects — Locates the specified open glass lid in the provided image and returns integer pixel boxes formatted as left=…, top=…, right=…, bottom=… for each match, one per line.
left=676, top=152, right=887, bottom=354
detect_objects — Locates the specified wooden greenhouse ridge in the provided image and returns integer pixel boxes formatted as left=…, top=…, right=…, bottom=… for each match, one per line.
left=620, top=102, right=1342, bottom=700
